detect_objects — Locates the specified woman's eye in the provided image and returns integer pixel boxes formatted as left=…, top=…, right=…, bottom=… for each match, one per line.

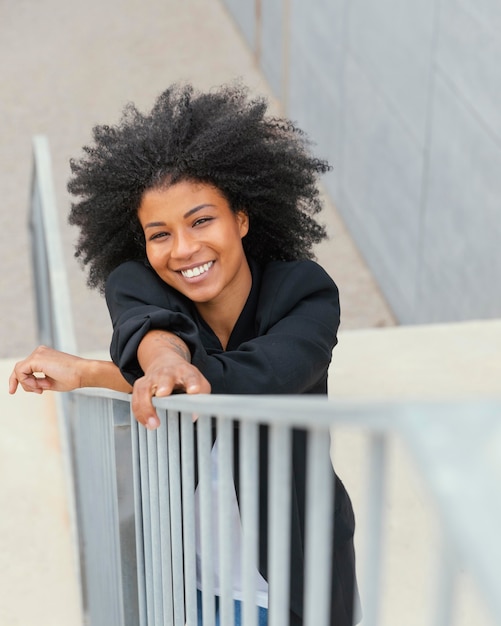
left=150, top=231, right=169, bottom=241
left=193, top=217, right=213, bottom=227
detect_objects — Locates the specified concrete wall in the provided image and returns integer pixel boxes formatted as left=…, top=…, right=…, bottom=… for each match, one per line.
left=221, top=0, right=501, bottom=324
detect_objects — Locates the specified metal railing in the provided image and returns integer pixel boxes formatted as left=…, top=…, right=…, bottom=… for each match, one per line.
left=29, top=135, right=76, bottom=355
left=28, top=137, right=501, bottom=626
left=64, top=389, right=501, bottom=626
left=28, top=135, right=85, bottom=610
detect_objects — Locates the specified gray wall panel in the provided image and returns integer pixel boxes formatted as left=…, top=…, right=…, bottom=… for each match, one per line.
left=287, top=0, right=345, bottom=200
left=418, top=77, right=501, bottom=321
left=287, top=46, right=339, bottom=199
left=347, top=0, right=436, bottom=146
left=437, top=0, right=501, bottom=140
left=221, top=0, right=501, bottom=324
left=341, top=55, right=423, bottom=320
left=457, top=0, right=501, bottom=33
left=260, top=0, right=284, bottom=98
left=221, top=0, right=255, bottom=50
left=291, top=0, right=347, bottom=49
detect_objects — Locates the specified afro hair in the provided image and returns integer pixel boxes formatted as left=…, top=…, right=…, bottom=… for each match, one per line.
left=68, top=82, right=331, bottom=292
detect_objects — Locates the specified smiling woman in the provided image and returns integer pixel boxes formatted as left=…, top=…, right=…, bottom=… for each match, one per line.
left=138, top=182, right=251, bottom=347
left=9, top=83, right=360, bottom=626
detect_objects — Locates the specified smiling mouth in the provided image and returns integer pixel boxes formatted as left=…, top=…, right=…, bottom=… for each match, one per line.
left=180, top=261, right=214, bottom=278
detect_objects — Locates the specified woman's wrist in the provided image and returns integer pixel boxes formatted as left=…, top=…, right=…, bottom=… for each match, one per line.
left=80, top=358, right=100, bottom=388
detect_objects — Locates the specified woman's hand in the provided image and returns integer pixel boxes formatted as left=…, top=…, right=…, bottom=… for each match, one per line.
left=9, top=346, right=87, bottom=394
left=9, top=345, right=132, bottom=395
left=133, top=330, right=211, bottom=429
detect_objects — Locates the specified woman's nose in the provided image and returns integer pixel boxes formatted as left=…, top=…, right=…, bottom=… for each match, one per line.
left=170, top=230, right=200, bottom=259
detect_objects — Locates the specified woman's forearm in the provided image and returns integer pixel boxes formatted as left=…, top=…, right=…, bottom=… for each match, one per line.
left=137, top=330, right=191, bottom=371
left=82, top=358, right=132, bottom=392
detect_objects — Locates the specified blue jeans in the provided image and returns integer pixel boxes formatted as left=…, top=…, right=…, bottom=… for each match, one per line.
left=197, top=590, right=268, bottom=626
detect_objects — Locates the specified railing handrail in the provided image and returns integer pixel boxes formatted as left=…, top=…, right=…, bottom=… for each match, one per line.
left=75, top=386, right=501, bottom=428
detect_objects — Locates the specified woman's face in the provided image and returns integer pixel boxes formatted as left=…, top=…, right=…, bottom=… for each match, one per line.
left=138, top=180, right=250, bottom=312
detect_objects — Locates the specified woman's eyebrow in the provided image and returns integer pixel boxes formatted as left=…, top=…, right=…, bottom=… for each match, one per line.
left=143, top=221, right=166, bottom=230
left=183, top=203, right=215, bottom=219
left=144, top=204, right=216, bottom=229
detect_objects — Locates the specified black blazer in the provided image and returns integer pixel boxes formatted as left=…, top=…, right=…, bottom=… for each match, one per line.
left=106, top=257, right=359, bottom=625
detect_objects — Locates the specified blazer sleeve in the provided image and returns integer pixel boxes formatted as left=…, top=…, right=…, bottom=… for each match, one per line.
left=106, top=260, right=340, bottom=393
left=105, top=261, right=202, bottom=385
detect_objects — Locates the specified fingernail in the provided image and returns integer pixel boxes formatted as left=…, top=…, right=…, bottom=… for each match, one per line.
left=147, top=417, right=159, bottom=430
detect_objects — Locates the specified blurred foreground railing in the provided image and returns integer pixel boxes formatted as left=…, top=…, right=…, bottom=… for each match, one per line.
left=29, top=136, right=501, bottom=626
left=65, top=389, right=501, bottom=626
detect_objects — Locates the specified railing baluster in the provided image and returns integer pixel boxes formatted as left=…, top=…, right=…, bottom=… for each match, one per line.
left=111, top=399, right=139, bottom=626
left=218, top=417, right=234, bottom=626
left=147, top=429, right=164, bottom=626
left=138, top=422, right=155, bottom=626
left=303, top=428, right=334, bottom=626
left=198, top=415, right=216, bottom=626
left=131, top=414, right=148, bottom=626
left=362, top=432, right=388, bottom=626
left=268, top=423, right=292, bottom=626
left=155, top=411, right=174, bottom=625
left=181, top=412, right=198, bottom=626
left=166, top=409, right=186, bottom=626
left=104, top=399, right=123, bottom=621
left=240, top=421, right=259, bottom=626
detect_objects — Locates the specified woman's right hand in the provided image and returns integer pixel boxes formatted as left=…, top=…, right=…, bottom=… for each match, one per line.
left=132, top=354, right=211, bottom=429
left=9, top=346, right=133, bottom=395
left=8, top=345, right=88, bottom=395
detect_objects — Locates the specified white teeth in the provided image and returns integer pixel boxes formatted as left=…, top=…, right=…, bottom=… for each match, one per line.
left=181, top=261, right=213, bottom=278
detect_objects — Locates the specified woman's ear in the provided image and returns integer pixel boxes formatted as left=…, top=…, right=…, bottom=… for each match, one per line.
left=237, top=210, right=249, bottom=238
